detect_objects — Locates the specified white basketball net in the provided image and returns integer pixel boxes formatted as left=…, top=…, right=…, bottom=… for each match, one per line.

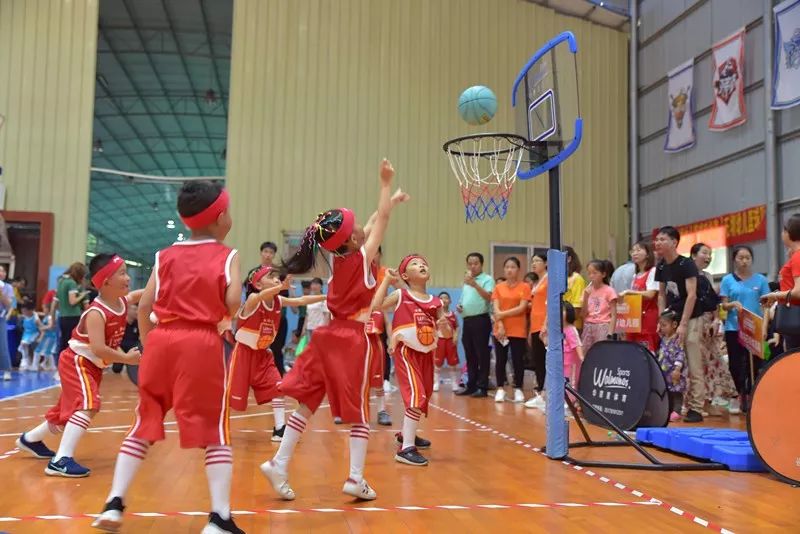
left=445, top=134, right=524, bottom=221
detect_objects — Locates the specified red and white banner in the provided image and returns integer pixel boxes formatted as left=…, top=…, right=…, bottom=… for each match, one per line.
left=709, top=28, right=746, bottom=131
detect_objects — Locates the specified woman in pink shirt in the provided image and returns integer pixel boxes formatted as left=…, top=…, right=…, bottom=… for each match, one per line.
left=581, top=260, right=618, bottom=354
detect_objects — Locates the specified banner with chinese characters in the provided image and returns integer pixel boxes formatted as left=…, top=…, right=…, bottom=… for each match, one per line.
left=616, top=294, right=643, bottom=334
left=653, top=205, right=766, bottom=247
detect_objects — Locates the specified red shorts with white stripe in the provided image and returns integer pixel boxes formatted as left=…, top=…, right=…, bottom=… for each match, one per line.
left=45, top=349, right=103, bottom=426
left=393, top=343, right=434, bottom=415
left=229, top=344, right=282, bottom=411
left=280, top=319, right=372, bottom=424
left=435, top=338, right=458, bottom=367
left=367, top=333, right=385, bottom=389
left=127, top=322, right=231, bottom=449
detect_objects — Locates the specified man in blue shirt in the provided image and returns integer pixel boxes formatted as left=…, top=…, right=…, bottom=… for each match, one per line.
left=456, top=253, right=495, bottom=397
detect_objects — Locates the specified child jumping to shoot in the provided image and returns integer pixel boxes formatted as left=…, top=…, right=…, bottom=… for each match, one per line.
left=17, top=254, right=143, bottom=477
left=262, top=159, right=408, bottom=502
left=92, top=181, right=243, bottom=534
left=372, top=255, right=451, bottom=466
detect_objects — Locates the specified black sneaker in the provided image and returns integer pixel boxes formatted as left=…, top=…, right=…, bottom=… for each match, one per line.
left=395, top=446, right=428, bottom=466
left=91, top=497, right=125, bottom=532
left=202, top=512, right=245, bottom=534
left=470, top=388, right=488, bottom=398
left=377, top=410, right=392, bottom=426
left=455, top=388, right=476, bottom=396
left=271, top=425, right=285, bottom=443
left=395, top=432, right=431, bottom=450
left=683, top=409, right=704, bottom=423
left=16, top=433, right=55, bottom=459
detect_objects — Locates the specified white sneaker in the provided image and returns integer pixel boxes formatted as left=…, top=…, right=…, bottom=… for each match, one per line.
left=451, top=379, right=461, bottom=392
left=433, top=381, right=440, bottom=392
left=259, top=460, right=296, bottom=500
left=524, top=394, right=546, bottom=410
left=383, top=380, right=391, bottom=394
left=342, top=477, right=377, bottom=500
left=494, top=389, right=506, bottom=403
left=513, top=389, right=525, bottom=403
left=712, top=396, right=729, bottom=407
left=2, top=371, right=11, bottom=381
left=91, top=509, right=123, bottom=532
left=728, top=397, right=741, bottom=415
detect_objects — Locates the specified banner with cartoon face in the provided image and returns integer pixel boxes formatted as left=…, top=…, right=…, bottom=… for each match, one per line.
left=773, top=0, right=800, bottom=109
left=664, top=60, right=696, bottom=153
left=709, top=28, right=746, bottom=131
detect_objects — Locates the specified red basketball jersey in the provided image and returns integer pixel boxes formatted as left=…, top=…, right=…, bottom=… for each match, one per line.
left=391, top=288, right=442, bottom=353
left=68, top=296, right=129, bottom=368
left=327, top=246, right=376, bottom=322
left=365, top=310, right=385, bottom=334
left=235, top=296, right=281, bottom=350
left=437, top=311, right=458, bottom=339
left=153, top=239, right=237, bottom=325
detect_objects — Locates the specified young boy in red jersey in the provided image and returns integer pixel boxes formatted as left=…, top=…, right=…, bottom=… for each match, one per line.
left=92, top=181, right=243, bottom=534
left=230, top=266, right=325, bottom=441
left=16, top=254, right=143, bottom=477
left=372, top=254, right=451, bottom=466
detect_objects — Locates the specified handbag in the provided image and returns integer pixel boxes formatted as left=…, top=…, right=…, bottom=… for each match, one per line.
left=774, top=301, right=800, bottom=336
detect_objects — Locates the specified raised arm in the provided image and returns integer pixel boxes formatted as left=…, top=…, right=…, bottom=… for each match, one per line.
left=280, top=294, right=326, bottom=307
left=364, top=159, right=410, bottom=265
left=126, top=289, right=145, bottom=305
left=370, top=268, right=399, bottom=312
left=224, top=252, right=243, bottom=317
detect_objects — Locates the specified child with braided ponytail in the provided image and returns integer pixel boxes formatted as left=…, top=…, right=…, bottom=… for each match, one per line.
left=261, top=159, right=409, bottom=502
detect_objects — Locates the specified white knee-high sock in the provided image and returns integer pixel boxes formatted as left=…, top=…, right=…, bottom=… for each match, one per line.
left=54, top=411, right=92, bottom=460
left=23, top=421, right=61, bottom=443
left=107, top=437, right=150, bottom=501
left=402, top=408, right=421, bottom=449
left=205, top=445, right=233, bottom=519
left=272, top=397, right=286, bottom=429
left=348, top=423, right=370, bottom=482
left=272, top=412, right=307, bottom=473
left=375, top=386, right=386, bottom=412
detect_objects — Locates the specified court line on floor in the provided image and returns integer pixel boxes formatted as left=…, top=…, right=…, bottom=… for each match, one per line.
left=429, top=403, right=735, bottom=534
left=0, top=384, right=61, bottom=403
left=0, top=500, right=661, bottom=524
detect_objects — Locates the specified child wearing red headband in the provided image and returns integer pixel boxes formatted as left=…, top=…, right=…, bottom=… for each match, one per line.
left=371, top=254, right=451, bottom=467
left=17, top=253, right=143, bottom=478
left=93, top=181, right=244, bottom=534
left=230, top=265, right=325, bottom=443
left=261, top=159, right=409, bottom=502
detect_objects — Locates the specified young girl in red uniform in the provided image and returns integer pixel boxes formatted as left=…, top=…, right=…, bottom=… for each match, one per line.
left=17, top=254, right=143, bottom=477
left=434, top=291, right=459, bottom=392
left=261, top=158, right=408, bottom=502
left=230, top=266, right=325, bottom=441
left=372, top=255, right=450, bottom=466
left=92, top=181, right=244, bottom=534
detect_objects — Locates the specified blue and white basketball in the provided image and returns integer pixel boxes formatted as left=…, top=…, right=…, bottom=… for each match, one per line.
left=458, top=85, right=498, bottom=125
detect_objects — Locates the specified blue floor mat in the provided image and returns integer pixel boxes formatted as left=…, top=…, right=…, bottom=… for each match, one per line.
left=635, top=427, right=765, bottom=472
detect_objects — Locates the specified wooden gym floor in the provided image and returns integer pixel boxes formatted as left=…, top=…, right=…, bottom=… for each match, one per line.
left=0, top=371, right=797, bottom=533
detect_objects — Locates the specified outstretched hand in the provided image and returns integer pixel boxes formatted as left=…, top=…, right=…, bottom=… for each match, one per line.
left=384, top=268, right=400, bottom=284
left=391, top=188, right=410, bottom=206
left=380, top=158, right=395, bottom=185
left=280, top=274, right=294, bottom=291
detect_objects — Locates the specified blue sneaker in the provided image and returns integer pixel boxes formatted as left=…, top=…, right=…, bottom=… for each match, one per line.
left=16, top=433, right=55, bottom=459
left=44, top=456, right=90, bottom=478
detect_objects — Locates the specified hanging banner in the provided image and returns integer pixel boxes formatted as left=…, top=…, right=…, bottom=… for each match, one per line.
left=773, top=0, right=800, bottom=109
left=664, top=60, right=696, bottom=153
left=651, top=205, right=767, bottom=247
left=709, top=28, right=746, bottom=131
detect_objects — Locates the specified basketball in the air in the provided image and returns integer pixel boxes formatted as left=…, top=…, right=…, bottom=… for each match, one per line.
left=417, top=325, right=436, bottom=346
left=458, top=85, right=497, bottom=125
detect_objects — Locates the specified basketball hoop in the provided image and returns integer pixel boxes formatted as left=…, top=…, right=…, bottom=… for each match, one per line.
left=443, top=133, right=546, bottom=221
